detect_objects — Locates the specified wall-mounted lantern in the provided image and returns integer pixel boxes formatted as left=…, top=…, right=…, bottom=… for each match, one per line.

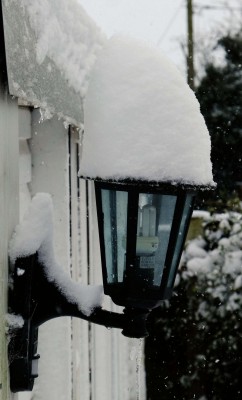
left=94, top=178, right=199, bottom=337
left=8, top=34, right=215, bottom=393
left=8, top=179, right=203, bottom=392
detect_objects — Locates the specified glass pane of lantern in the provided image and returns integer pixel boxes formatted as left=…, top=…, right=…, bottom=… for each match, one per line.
left=167, top=194, right=194, bottom=287
left=101, top=189, right=128, bottom=283
left=135, top=193, right=177, bottom=288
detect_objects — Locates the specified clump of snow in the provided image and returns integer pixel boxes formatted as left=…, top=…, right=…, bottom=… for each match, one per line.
left=2, top=0, right=106, bottom=126
left=186, top=238, right=207, bottom=259
left=181, top=211, right=242, bottom=316
left=20, top=0, right=106, bottom=97
left=9, top=193, right=104, bottom=316
left=234, top=275, right=242, bottom=290
left=5, top=313, right=24, bottom=330
left=192, top=210, right=210, bottom=220
left=156, top=210, right=242, bottom=396
left=80, top=35, right=214, bottom=186
left=187, top=256, right=212, bottom=275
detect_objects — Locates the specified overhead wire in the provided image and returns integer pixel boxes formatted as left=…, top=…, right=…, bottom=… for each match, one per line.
left=194, top=0, right=242, bottom=13
left=157, top=0, right=185, bottom=46
left=157, top=0, right=241, bottom=47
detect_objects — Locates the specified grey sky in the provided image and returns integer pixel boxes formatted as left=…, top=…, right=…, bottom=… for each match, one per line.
left=78, top=0, right=242, bottom=76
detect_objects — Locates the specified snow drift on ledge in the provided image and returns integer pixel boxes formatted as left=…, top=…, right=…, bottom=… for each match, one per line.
left=19, top=0, right=106, bottom=98
left=2, top=0, right=106, bottom=126
left=9, top=193, right=104, bottom=317
left=80, top=35, right=214, bottom=187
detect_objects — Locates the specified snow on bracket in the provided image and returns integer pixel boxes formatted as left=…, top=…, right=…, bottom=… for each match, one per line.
left=9, top=193, right=104, bottom=316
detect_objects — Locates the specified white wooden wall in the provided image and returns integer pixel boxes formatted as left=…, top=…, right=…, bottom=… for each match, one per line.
left=1, top=103, right=146, bottom=400
left=0, top=79, right=19, bottom=400
left=69, top=130, right=146, bottom=400
left=18, top=107, right=32, bottom=220
left=29, top=109, right=72, bottom=400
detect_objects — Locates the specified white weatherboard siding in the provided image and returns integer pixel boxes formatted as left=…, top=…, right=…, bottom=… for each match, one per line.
left=14, top=110, right=91, bottom=400
left=87, top=182, right=146, bottom=400
left=29, top=110, right=72, bottom=400
left=4, top=105, right=144, bottom=400
left=87, top=182, right=113, bottom=400
left=0, top=83, right=19, bottom=400
left=69, top=135, right=146, bottom=400
left=1, top=0, right=146, bottom=398
left=69, top=133, right=146, bottom=400
left=17, top=106, right=32, bottom=400
left=18, top=107, right=32, bottom=220
left=69, top=129, right=90, bottom=399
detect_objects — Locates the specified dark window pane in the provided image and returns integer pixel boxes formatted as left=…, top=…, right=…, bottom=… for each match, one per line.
left=101, top=189, right=128, bottom=283
left=136, top=193, right=177, bottom=287
left=167, top=194, right=194, bottom=287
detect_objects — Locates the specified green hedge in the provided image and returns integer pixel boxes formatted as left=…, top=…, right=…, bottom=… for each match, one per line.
left=146, top=211, right=242, bottom=400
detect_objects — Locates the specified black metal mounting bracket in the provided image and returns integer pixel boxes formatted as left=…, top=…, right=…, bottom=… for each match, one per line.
left=8, top=253, right=150, bottom=392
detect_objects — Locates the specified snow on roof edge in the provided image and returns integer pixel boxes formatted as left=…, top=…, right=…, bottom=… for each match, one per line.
left=2, top=0, right=106, bottom=126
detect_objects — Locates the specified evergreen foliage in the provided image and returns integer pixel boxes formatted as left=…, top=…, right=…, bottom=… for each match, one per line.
left=195, top=32, right=242, bottom=208
left=146, top=211, right=242, bottom=399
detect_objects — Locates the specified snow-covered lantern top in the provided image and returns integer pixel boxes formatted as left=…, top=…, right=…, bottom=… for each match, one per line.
left=80, top=36, right=214, bottom=329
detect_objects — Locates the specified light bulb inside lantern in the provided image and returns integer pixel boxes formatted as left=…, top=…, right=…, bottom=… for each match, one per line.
left=136, top=203, right=159, bottom=258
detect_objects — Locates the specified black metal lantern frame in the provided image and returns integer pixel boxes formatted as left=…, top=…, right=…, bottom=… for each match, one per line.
left=8, top=253, right=129, bottom=392
left=95, top=178, right=198, bottom=311
left=8, top=177, right=210, bottom=393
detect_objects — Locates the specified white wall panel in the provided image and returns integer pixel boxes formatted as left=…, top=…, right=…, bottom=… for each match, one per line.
left=18, top=107, right=31, bottom=140
left=69, top=130, right=90, bottom=400
left=87, top=183, right=112, bottom=400
left=0, top=86, right=19, bottom=400
left=19, top=141, right=31, bottom=186
left=18, top=107, right=32, bottom=222
left=29, top=110, right=72, bottom=400
left=86, top=182, right=146, bottom=400
left=13, top=115, right=147, bottom=400
left=17, top=106, right=32, bottom=400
